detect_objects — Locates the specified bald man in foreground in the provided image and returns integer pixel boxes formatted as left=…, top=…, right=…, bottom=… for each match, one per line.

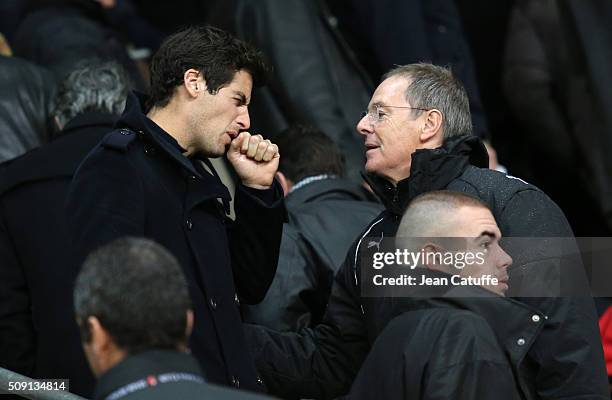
left=347, top=190, right=527, bottom=399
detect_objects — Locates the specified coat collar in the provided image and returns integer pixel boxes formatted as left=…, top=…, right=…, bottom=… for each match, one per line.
left=115, top=92, right=202, bottom=179
left=431, top=287, right=545, bottom=368
left=94, top=350, right=204, bottom=400
left=364, top=135, right=488, bottom=215
left=389, top=268, right=546, bottom=367
left=115, top=92, right=231, bottom=210
left=59, top=112, right=117, bottom=138
left=0, top=112, right=115, bottom=194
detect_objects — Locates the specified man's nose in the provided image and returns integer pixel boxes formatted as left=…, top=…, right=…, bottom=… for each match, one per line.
left=357, top=114, right=373, bottom=136
left=236, top=108, right=250, bottom=130
left=498, top=245, right=513, bottom=270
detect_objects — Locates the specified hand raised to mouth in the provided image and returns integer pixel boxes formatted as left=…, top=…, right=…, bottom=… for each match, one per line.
left=227, top=131, right=280, bottom=189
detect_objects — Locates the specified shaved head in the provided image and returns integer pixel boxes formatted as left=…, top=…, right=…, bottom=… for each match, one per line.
left=396, top=190, right=511, bottom=296
left=398, top=191, right=490, bottom=238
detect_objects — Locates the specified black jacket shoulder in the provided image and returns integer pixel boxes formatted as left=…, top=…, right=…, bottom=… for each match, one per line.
left=450, top=165, right=539, bottom=213
left=0, top=112, right=115, bottom=195
left=449, top=165, right=573, bottom=237
left=99, top=128, right=140, bottom=153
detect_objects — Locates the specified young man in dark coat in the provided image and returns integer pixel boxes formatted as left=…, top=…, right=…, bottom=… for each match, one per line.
left=67, top=26, right=285, bottom=393
left=247, top=63, right=608, bottom=399
left=243, top=125, right=382, bottom=331
left=0, top=61, right=130, bottom=397
left=75, top=237, right=271, bottom=400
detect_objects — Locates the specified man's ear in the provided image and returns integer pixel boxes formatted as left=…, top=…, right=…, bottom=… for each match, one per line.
left=421, top=243, right=445, bottom=271
left=185, top=310, right=194, bottom=339
left=53, top=115, right=63, bottom=132
left=88, top=316, right=112, bottom=354
left=184, top=69, right=203, bottom=98
left=174, top=310, right=195, bottom=353
left=419, top=109, right=444, bottom=144
left=275, top=171, right=292, bottom=197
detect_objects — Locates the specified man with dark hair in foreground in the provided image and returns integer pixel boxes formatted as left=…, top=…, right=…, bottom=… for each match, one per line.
left=67, top=26, right=285, bottom=392
left=75, top=237, right=270, bottom=400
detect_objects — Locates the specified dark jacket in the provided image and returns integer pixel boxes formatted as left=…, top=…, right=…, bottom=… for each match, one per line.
left=0, top=55, right=56, bottom=162
left=502, top=0, right=610, bottom=235
left=0, top=112, right=116, bottom=397
left=346, top=273, right=540, bottom=400
left=247, top=135, right=608, bottom=400
left=67, top=92, right=286, bottom=392
left=243, top=178, right=382, bottom=331
left=557, top=0, right=612, bottom=232
left=94, top=350, right=272, bottom=400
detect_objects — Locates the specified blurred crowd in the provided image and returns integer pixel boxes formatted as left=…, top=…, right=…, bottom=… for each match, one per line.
left=1, top=0, right=612, bottom=399
left=1, top=0, right=612, bottom=234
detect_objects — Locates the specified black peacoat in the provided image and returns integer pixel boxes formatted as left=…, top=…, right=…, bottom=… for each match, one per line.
left=66, top=92, right=285, bottom=393
left=0, top=112, right=117, bottom=397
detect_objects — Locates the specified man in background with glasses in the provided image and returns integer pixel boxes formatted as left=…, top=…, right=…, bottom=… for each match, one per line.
left=246, top=63, right=607, bottom=399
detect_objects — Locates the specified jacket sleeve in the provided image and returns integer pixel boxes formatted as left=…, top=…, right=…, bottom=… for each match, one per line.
left=245, top=249, right=370, bottom=399
left=499, top=188, right=609, bottom=399
left=242, top=226, right=326, bottom=331
left=66, top=147, right=145, bottom=265
left=228, top=181, right=286, bottom=304
left=0, top=206, right=36, bottom=376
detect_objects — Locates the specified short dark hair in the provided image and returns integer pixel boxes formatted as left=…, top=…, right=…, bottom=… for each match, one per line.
left=148, top=25, right=269, bottom=109
left=74, top=237, right=192, bottom=354
left=274, top=125, right=345, bottom=183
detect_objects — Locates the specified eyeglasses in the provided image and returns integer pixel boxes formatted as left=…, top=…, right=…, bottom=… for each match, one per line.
left=361, top=104, right=430, bottom=125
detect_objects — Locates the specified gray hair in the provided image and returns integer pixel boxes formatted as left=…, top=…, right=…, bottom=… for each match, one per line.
left=52, top=60, right=130, bottom=127
left=383, top=63, right=472, bottom=138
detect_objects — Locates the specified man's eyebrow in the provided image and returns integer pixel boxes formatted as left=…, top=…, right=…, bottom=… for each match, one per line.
left=477, top=231, right=498, bottom=240
left=366, top=101, right=385, bottom=111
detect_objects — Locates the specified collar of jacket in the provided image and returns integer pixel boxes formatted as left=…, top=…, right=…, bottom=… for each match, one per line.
left=57, top=111, right=117, bottom=139
left=286, top=177, right=377, bottom=209
left=0, top=112, right=116, bottom=194
left=363, top=135, right=488, bottom=216
left=393, top=268, right=546, bottom=366
left=94, top=349, right=204, bottom=400
left=114, top=92, right=231, bottom=210
left=115, top=91, right=209, bottom=182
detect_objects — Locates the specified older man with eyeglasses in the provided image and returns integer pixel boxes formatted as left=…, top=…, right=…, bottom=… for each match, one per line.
left=246, top=63, right=608, bottom=400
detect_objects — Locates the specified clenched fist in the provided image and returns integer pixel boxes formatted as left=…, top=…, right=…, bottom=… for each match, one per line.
left=227, top=132, right=280, bottom=189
